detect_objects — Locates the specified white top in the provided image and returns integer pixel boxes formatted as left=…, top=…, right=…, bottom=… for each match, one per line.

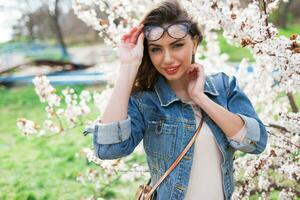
left=180, top=99, right=247, bottom=200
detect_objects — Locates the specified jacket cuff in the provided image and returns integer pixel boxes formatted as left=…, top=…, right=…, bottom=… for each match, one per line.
left=227, top=114, right=260, bottom=152
left=84, top=116, right=131, bottom=145
left=227, top=124, right=246, bottom=143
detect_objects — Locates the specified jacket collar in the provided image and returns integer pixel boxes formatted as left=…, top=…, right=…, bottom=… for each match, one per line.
left=154, top=74, right=219, bottom=107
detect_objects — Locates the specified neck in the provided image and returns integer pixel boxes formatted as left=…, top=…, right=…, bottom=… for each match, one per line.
left=167, top=74, right=191, bottom=101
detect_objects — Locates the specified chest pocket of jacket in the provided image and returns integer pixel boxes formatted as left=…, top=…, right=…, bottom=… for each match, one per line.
left=144, top=119, right=177, bottom=160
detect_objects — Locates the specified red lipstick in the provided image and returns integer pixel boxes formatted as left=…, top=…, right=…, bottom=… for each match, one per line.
left=163, top=65, right=180, bottom=75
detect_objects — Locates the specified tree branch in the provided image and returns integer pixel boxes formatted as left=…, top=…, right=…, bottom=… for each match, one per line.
left=287, top=92, right=299, bottom=113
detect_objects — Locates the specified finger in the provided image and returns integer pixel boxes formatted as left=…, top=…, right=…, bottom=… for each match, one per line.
left=197, top=64, right=205, bottom=76
left=127, top=27, right=140, bottom=43
left=187, top=68, right=194, bottom=74
left=121, top=33, right=127, bottom=39
left=187, top=68, right=196, bottom=79
left=122, top=29, right=133, bottom=39
left=190, top=63, right=202, bottom=74
left=188, top=71, right=196, bottom=80
left=195, top=63, right=204, bottom=71
left=122, top=36, right=131, bottom=44
left=191, top=66, right=198, bottom=75
left=188, top=65, right=195, bottom=73
left=121, top=34, right=129, bottom=40
left=130, top=25, right=144, bottom=44
left=133, top=28, right=144, bottom=44
left=130, top=30, right=140, bottom=44
left=126, top=28, right=139, bottom=43
left=136, top=31, right=144, bottom=45
left=121, top=35, right=128, bottom=43
left=122, top=27, right=138, bottom=42
left=128, top=27, right=138, bottom=35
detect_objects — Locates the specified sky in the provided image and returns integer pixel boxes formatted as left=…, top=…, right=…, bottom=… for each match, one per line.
left=0, top=1, right=23, bottom=42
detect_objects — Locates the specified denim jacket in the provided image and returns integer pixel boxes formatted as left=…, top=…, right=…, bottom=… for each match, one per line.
left=83, top=72, right=268, bottom=200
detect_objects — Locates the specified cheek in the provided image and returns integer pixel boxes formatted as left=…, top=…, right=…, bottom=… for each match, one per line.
left=148, top=53, right=161, bottom=71
left=176, top=48, right=192, bottom=64
left=149, top=53, right=162, bottom=65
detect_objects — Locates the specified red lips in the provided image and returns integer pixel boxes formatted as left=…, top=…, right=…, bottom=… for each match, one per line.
left=163, top=65, right=180, bottom=75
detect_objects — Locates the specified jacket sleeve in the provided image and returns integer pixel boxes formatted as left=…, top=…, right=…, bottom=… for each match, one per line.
left=223, top=74, right=268, bottom=154
left=83, top=95, right=145, bottom=160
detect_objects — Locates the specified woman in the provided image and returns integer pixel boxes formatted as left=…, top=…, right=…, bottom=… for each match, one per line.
left=84, top=0, right=268, bottom=199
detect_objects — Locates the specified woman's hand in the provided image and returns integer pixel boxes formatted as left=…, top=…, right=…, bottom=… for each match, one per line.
left=118, top=24, right=145, bottom=71
left=187, top=63, right=206, bottom=101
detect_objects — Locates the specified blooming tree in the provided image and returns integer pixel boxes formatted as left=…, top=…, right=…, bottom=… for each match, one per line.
left=18, top=0, right=299, bottom=199
left=17, top=75, right=149, bottom=198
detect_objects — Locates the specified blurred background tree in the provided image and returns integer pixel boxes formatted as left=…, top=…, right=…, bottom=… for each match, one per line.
left=2, top=0, right=300, bottom=45
left=10, top=0, right=103, bottom=48
left=240, top=0, right=299, bottom=28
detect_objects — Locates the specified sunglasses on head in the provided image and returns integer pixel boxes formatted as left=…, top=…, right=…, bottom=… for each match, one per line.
left=143, top=21, right=192, bottom=41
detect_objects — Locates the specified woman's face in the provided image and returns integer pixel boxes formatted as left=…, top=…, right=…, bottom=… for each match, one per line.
left=147, top=25, right=198, bottom=82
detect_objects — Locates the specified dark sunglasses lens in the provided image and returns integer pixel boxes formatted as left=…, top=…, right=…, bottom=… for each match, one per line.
left=144, top=26, right=164, bottom=41
left=168, top=23, right=189, bottom=39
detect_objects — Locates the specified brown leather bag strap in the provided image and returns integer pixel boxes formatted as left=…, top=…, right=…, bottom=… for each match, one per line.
left=145, top=113, right=205, bottom=199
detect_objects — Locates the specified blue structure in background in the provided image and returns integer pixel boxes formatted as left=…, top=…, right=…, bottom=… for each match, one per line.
left=0, top=41, right=69, bottom=61
left=0, top=70, right=107, bottom=86
left=0, top=41, right=84, bottom=86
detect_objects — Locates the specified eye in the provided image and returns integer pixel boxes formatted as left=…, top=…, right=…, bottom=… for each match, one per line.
left=173, top=43, right=183, bottom=48
left=150, top=48, right=161, bottom=53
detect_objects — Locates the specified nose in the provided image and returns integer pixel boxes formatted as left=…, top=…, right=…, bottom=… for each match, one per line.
left=163, top=49, right=175, bottom=65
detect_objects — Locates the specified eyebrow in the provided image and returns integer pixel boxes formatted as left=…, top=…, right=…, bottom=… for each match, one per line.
left=148, top=38, right=184, bottom=47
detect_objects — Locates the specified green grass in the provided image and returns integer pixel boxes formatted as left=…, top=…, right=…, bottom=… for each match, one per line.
left=218, top=36, right=254, bottom=62
left=277, top=24, right=300, bottom=37
left=0, top=85, right=148, bottom=200
left=295, top=93, right=300, bottom=109
left=0, top=85, right=97, bottom=199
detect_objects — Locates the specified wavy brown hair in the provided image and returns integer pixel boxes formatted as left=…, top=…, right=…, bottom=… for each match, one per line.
left=131, top=0, right=203, bottom=94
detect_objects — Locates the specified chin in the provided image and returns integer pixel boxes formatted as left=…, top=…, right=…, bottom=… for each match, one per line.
left=162, top=72, right=185, bottom=81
